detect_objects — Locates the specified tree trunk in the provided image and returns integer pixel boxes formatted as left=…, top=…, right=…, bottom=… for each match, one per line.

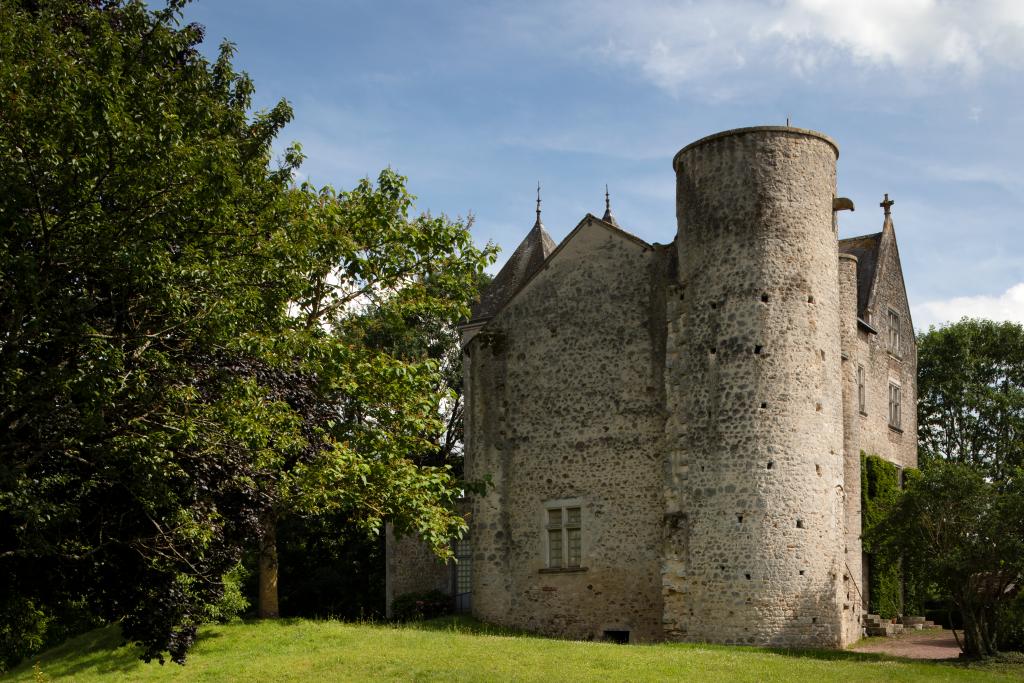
left=960, top=604, right=994, bottom=658
left=258, top=513, right=280, bottom=619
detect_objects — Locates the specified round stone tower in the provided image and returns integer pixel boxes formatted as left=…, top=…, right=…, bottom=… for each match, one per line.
left=662, top=127, right=847, bottom=646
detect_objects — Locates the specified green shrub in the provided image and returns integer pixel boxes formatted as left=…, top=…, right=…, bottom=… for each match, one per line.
left=390, top=591, right=452, bottom=622
left=0, top=596, right=49, bottom=673
left=202, top=564, right=251, bottom=624
left=998, top=592, right=1024, bottom=653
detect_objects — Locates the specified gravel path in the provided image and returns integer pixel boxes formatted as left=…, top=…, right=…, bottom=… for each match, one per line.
left=849, top=629, right=962, bottom=660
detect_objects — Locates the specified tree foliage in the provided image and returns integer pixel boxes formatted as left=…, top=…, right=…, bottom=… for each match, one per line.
left=868, top=462, right=1024, bottom=657
left=0, top=0, right=494, bottom=666
left=918, top=318, right=1024, bottom=480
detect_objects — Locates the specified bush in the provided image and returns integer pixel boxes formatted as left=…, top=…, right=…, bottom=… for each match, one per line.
left=390, top=591, right=452, bottom=622
left=998, top=592, right=1024, bottom=653
left=0, top=595, right=48, bottom=673
left=202, top=564, right=251, bottom=624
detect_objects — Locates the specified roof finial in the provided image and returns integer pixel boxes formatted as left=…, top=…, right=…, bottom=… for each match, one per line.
left=535, top=181, right=542, bottom=227
left=880, top=193, right=894, bottom=217
left=602, top=184, right=619, bottom=227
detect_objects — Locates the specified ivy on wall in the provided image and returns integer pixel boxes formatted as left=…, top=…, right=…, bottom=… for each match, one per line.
left=861, top=453, right=909, bottom=618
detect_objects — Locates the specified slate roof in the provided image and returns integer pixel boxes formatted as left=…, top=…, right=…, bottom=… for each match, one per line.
left=471, top=220, right=556, bottom=322
left=838, top=231, right=882, bottom=319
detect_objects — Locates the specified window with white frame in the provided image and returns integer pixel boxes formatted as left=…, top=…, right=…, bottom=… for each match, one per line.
left=888, top=309, right=901, bottom=356
left=857, top=364, right=867, bottom=415
left=888, top=382, right=901, bottom=430
left=545, top=504, right=581, bottom=569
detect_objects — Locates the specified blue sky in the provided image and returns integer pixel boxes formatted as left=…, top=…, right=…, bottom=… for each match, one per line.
left=182, top=0, right=1024, bottom=329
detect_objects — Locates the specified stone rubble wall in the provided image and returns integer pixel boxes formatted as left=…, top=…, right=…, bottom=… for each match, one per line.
left=464, top=219, right=667, bottom=642
left=384, top=523, right=452, bottom=618
left=665, top=127, right=848, bottom=647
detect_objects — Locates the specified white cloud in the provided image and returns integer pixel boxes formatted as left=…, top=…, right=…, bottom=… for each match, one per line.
left=531, top=0, right=1024, bottom=95
left=914, top=282, right=1024, bottom=329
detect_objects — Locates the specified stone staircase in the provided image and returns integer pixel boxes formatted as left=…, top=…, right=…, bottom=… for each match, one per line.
left=864, top=614, right=943, bottom=637
left=864, top=613, right=903, bottom=637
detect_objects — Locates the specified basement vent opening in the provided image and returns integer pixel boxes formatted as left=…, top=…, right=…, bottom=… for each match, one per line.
left=816, top=464, right=822, bottom=476
left=745, top=573, right=751, bottom=580
left=760, top=402, right=767, bottom=409
left=604, top=630, right=630, bottom=644
left=796, top=519, right=805, bottom=529
left=754, top=345, right=763, bottom=354
left=710, top=302, right=717, bottom=310
left=709, top=347, right=717, bottom=355
left=799, top=570, right=805, bottom=576
left=737, top=514, right=744, bottom=523
left=808, top=295, right=815, bottom=304
left=767, top=461, right=774, bottom=470
left=761, top=293, right=769, bottom=303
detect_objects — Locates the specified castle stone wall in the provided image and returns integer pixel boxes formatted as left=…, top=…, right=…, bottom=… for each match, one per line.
left=838, top=253, right=866, bottom=639
left=841, top=229, right=917, bottom=614
left=443, top=125, right=918, bottom=648
left=464, top=219, right=667, bottom=642
left=849, top=238, right=918, bottom=472
left=664, top=127, right=848, bottom=646
left=384, top=523, right=452, bottom=617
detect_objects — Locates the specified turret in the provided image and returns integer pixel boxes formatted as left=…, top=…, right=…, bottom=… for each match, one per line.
left=662, top=126, right=847, bottom=647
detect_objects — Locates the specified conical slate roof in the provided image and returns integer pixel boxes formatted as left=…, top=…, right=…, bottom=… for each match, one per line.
left=471, top=218, right=556, bottom=322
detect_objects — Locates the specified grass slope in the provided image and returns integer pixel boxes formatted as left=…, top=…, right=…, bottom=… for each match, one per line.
left=9, top=617, right=1023, bottom=682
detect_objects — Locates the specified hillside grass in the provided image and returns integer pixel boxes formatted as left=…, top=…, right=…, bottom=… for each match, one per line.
left=9, top=616, right=1023, bottom=682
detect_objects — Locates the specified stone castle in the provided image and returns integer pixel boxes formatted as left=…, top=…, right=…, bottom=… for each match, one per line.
left=387, top=125, right=917, bottom=648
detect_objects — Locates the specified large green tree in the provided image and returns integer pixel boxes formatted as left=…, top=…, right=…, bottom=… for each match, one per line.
left=917, top=318, right=1024, bottom=480
left=251, top=178, right=493, bottom=619
left=0, top=0, right=493, bottom=666
left=869, top=463, right=1024, bottom=657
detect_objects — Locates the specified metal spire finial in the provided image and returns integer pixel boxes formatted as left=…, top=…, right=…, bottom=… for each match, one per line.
left=602, top=184, right=619, bottom=227
left=535, top=182, right=542, bottom=227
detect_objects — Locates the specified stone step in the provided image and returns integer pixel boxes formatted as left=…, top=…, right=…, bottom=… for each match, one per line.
left=865, top=622, right=904, bottom=637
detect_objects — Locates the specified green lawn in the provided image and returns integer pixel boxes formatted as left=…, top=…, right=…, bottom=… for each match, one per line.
left=9, top=617, right=1023, bottom=682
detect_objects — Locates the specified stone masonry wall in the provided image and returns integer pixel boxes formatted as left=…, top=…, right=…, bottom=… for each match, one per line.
left=384, top=523, right=452, bottom=618
left=851, top=235, right=918, bottom=472
left=841, top=226, right=918, bottom=614
left=838, top=253, right=866, bottom=641
left=464, top=218, right=667, bottom=642
left=665, top=127, right=848, bottom=647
